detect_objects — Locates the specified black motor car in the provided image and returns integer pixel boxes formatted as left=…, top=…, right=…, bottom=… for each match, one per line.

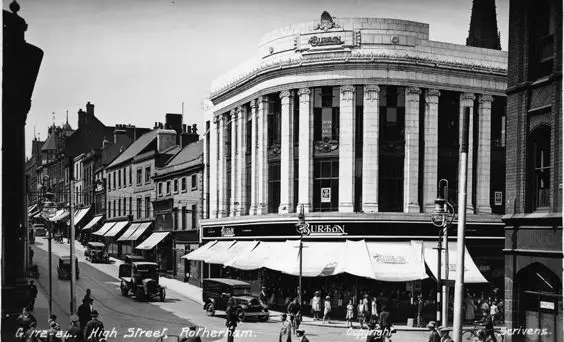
left=85, top=242, right=109, bottom=263
left=202, top=278, right=269, bottom=322
left=57, top=256, right=79, bottom=280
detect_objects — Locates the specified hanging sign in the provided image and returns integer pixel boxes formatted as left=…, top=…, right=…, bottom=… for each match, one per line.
left=494, top=191, right=503, bottom=206
left=321, top=188, right=331, bottom=203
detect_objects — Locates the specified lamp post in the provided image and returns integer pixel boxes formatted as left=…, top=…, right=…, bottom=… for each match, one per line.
left=40, top=175, right=57, bottom=318
left=431, top=179, right=455, bottom=326
left=295, top=204, right=306, bottom=305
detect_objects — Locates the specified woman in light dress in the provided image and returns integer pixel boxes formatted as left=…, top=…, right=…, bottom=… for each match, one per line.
left=345, top=300, right=354, bottom=328
left=464, top=294, right=476, bottom=321
left=323, top=296, right=331, bottom=322
left=311, top=291, right=321, bottom=320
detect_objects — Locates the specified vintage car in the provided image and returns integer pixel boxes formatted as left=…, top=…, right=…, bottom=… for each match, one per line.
left=85, top=242, right=109, bottom=263
left=119, top=255, right=165, bottom=302
left=57, top=256, right=79, bottom=280
left=33, top=224, right=47, bottom=237
left=202, top=278, right=269, bottom=322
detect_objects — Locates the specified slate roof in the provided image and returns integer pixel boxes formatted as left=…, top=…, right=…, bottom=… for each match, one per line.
left=107, top=130, right=159, bottom=169
left=41, top=132, right=57, bottom=151
left=154, top=140, right=203, bottom=177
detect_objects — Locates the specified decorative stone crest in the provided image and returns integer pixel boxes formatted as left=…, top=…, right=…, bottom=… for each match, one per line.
left=268, top=144, right=281, bottom=157
left=340, top=85, right=355, bottom=101
left=314, top=137, right=339, bottom=153
left=314, top=11, right=340, bottom=32
left=364, top=85, right=380, bottom=101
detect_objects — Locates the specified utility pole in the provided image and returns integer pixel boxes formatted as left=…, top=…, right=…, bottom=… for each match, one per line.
left=69, top=157, right=77, bottom=315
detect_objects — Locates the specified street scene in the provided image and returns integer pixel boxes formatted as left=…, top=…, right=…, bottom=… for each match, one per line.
left=2, top=0, right=562, bottom=342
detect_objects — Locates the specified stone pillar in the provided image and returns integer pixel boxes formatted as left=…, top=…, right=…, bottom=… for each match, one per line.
left=362, top=85, right=380, bottom=213
left=477, top=95, right=493, bottom=213
left=339, top=85, right=356, bottom=212
left=218, top=114, right=227, bottom=217
left=229, top=109, right=238, bottom=217
left=460, top=93, right=476, bottom=213
left=279, top=90, right=295, bottom=214
left=249, top=100, right=258, bottom=215
left=261, top=97, right=270, bottom=215
left=257, top=96, right=267, bottom=215
left=297, top=88, right=312, bottom=213
left=236, top=106, right=248, bottom=216
left=203, top=121, right=209, bottom=219
left=423, top=89, right=441, bottom=212
left=209, top=117, right=219, bottom=218
left=404, top=87, right=421, bottom=213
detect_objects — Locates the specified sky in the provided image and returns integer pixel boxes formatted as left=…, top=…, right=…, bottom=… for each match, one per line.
left=4, top=0, right=509, bottom=158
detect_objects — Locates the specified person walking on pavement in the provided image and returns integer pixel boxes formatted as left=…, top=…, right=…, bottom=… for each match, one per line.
left=29, top=246, right=34, bottom=266
left=78, top=298, right=92, bottom=336
left=259, top=286, right=268, bottom=309
left=65, top=315, right=82, bottom=342
left=84, top=310, right=104, bottom=342
left=417, top=295, right=424, bottom=327
left=295, top=329, right=309, bottom=342
left=225, top=295, right=238, bottom=342
left=29, top=280, right=38, bottom=311
left=322, top=296, right=331, bottom=323
left=48, top=314, right=62, bottom=342
left=357, top=300, right=366, bottom=329
left=311, top=291, right=321, bottom=320
left=438, top=326, right=453, bottom=342
left=345, top=299, right=354, bottom=328
left=287, top=298, right=301, bottom=333
left=17, top=307, right=37, bottom=341
left=426, top=321, right=440, bottom=342
left=370, top=297, right=379, bottom=323
left=279, top=313, right=292, bottom=342
left=379, top=306, right=390, bottom=330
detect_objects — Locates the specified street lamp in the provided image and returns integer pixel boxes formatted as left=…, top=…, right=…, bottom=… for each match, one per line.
left=295, top=204, right=306, bottom=305
left=40, top=175, right=57, bottom=318
left=431, top=179, right=455, bottom=327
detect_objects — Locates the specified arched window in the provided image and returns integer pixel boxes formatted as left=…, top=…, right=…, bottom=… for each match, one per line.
left=528, top=125, right=551, bottom=211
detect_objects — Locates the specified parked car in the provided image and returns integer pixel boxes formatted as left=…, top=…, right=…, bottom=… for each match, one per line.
left=119, top=255, right=165, bottom=302
left=85, top=242, right=109, bottom=263
left=57, top=256, right=79, bottom=280
left=202, top=278, right=269, bottom=322
left=33, top=224, right=47, bottom=237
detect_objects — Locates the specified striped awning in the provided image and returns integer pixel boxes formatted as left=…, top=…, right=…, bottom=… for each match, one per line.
left=50, top=209, right=69, bottom=222
left=117, top=223, right=141, bottom=241
left=127, top=222, right=152, bottom=241
left=103, top=221, right=129, bottom=238
left=93, top=222, right=116, bottom=236
left=135, top=232, right=169, bottom=250
left=82, top=215, right=103, bottom=231
left=74, top=207, right=91, bottom=226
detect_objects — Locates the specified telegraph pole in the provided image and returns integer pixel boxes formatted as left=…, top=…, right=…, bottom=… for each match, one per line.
left=69, top=158, right=77, bottom=314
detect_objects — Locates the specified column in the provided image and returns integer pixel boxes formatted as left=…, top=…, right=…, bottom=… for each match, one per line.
left=404, top=87, right=421, bottom=213
left=203, top=121, right=209, bottom=219
left=218, top=114, right=227, bottom=217
left=209, top=117, right=219, bottom=218
left=261, top=97, right=270, bottom=214
left=279, top=90, right=294, bottom=213
left=236, top=106, right=248, bottom=216
left=297, top=88, right=312, bottom=213
left=339, top=85, right=356, bottom=212
left=423, top=89, right=441, bottom=212
left=249, top=100, right=258, bottom=215
left=256, top=96, right=267, bottom=214
left=230, top=109, right=238, bottom=217
left=477, top=95, right=493, bottom=213
left=460, top=93, right=476, bottom=213
left=362, top=85, right=380, bottom=212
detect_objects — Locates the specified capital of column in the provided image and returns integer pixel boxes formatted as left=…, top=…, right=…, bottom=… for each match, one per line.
left=213, top=115, right=220, bottom=124
left=340, top=85, right=356, bottom=102
left=479, top=94, right=494, bottom=104
left=425, top=89, right=440, bottom=104
left=460, top=92, right=476, bottom=102
left=231, top=108, right=238, bottom=121
left=297, top=88, right=311, bottom=103
left=407, top=87, right=422, bottom=97
left=249, top=99, right=257, bottom=109
left=220, top=113, right=229, bottom=125
left=280, top=90, right=291, bottom=108
left=364, top=85, right=380, bottom=102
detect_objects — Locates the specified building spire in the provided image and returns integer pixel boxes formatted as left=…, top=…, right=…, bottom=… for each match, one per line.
left=66, top=110, right=69, bottom=124
left=466, top=0, right=501, bottom=50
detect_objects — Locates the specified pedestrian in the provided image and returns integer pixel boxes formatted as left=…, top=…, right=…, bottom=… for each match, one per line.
left=346, top=299, right=354, bottom=328
left=17, top=307, right=37, bottom=341
left=357, top=300, right=365, bottom=329
left=438, top=326, right=454, bottom=342
left=29, top=280, right=38, bottom=312
left=29, top=247, right=34, bottom=265
left=287, top=298, right=301, bottom=333
left=362, top=294, right=370, bottom=323
left=259, top=286, right=268, bottom=308
left=84, top=310, right=104, bottom=342
left=480, top=299, right=490, bottom=315
left=225, top=299, right=238, bottom=342
left=180, top=326, right=202, bottom=342
left=279, top=313, right=292, bottom=342
left=426, top=321, right=440, bottom=342
left=379, top=306, right=390, bottom=329
left=78, top=298, right=92, bottom=336
left=295, top=329, right=309, bottom=342
left=47, top=314, right=62, bottom=342
left=322, top=296, right=331, bottom=323
left=83, top=289, right=93, bottom=309
left=465, top=294, right=476, bottom=322
left=65, top=315, right=82, bottom=342
left=311, top=291, right=321, bottom=320
left=417, top=295, right=424, bottom=327
left=24, top=319, right=39, bottom=342
left=490, top=301, right=499, bottom=322
left=370, top=297, right=379, bottom=322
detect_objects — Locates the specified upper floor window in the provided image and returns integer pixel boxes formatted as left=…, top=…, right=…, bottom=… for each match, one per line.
left=181, top=177, right=187, bottom=192
left=528, top=0, right=555, bottom=80
left=137, top=198, right=142, bottom=219
left=123, top=168, right=127, bottom=187
left=145, top=166, right=151, bottom=183
left=173, top=179, right=179, bottom=193
left=136, top=169, right=142, bottom=185
left=191, top=174, right=197, bottom=190
left=166, top=181, right=171, bottom=195
left=129, top=166, right=132, bottom=186
left=145, top=197, right=151, bottom=218
left=313, top=87, right=340, bottom=142
left=118, top=170, right=121, bottom=188
left=267, top=95, right=281, bottom=147
left=158, top=182, right=163, bottom=196
left=113, top=171, right=117, bottom=190
left=529, top=125, right=551, bottom=211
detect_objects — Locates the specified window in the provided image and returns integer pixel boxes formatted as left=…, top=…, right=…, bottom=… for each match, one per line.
left=129, top=166, right=132, bottom=186
left=118, top=199, right=121, bottom=216
left=313, top=87, right=340, bottom=142
left=118, top=170, right=121, bottom=188
left=145, top=166, right=151, bottom=183
left=529, top=125, right=551, bottom=211
left=129, top=197, right=132, bottom=215
left=174, top=208, right=178, bottom=230
left=158, top=182, right=163, bottom=196
left=113, top=200, right=116, bottom=217
left=267, top=95, right=282, bottom=147
left=123, top=199, right=126, bottom=217
left=137, top=198, right=142, bottom=219
left=191, top=174, right=197, bottom=190
left=181, top=178, right=187, bottom=192
left=191, top=204, right=197, bottom=229
left=268, top=162, right=281, bottom=213
left=182, top=206, right=187, bottom=230
left=145, top=197, right=151, bottom=218
left=136, top=169, right=142, bottom=185
left=528, top=0, right=555, bottom=80
left=108, top=201, right=112, bottom=218
left=166, top=181, right=171, bottom=194
left=174, top=179, right=179, bottom=193
left=123, top=168, right=127, bottom=187
left=313, top=159, right=339, bottom=212
left=113, top=171, right=116, bottom=189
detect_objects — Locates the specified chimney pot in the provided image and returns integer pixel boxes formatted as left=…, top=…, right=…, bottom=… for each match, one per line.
left=192, top=124, right=197, bottom=134
left=182, top=124, right=187, bottom=133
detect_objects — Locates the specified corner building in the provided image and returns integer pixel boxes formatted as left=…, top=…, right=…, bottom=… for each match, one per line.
left=201, top=14, right=508, bottom=319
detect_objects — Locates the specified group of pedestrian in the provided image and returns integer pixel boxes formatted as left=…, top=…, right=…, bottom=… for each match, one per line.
left=310, top=291, right=332, bottom=322
left=279, top=314, right=310, bottom=342
left=464, top=292, right=503, bottom=323
left=426, top=321, right=453, bottom=342
left=344, top=294, right=390, bottom=330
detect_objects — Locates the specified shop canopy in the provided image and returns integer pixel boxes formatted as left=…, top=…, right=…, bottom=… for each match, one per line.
left=182, top=241, right=235, bottom=261
left=93, top=222, right=116, bottom=236
left=82, top=215, right=103, bottom=231
left=223, top=241, right=275, bottom=270
left=182, top=241, right=218, bottom=261
left=204, top=241, right=259, bottom=265
left=74, top=207, right=91, bottom=226
left=117, top=223, right=140, bottom=241
left=422, top=241, right=488, bottom=283
left=126, top=222, right=152, bottom=241
left=49, top=209, right=69, bottom=222
left=135, top=232, right=169, bottom=250
left=103, top=221, right=129, bottom=238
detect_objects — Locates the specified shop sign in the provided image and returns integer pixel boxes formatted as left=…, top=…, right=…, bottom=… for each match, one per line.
left=372, top=253, right=407, bottom=264
left=296, top=223, right=346, bottom=236
left=308, top=35, right=343, bottom=47
left=540, top=301, right=554, bottom=310
left=494, top=191, right=503, bottom=206
left=321, top=188, right=331, bottom=203
left=221, top=226, right=235, bottom=237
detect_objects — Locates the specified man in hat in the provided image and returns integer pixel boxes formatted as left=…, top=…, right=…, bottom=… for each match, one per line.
left=66, top=315, right=82, bottom=342
left=438, top=326, right=453, bottom=342
left=84, top=310, right=104, bottom=342
left=28, top=280, right=38, bottom=311
left=417, top=294, right=425, bottom=327
left=287, top=298, right=301, bottom=333
left=279, top=313, right=292, bottom=342
left=427, top=321, right=440, bottom=342
left=295, top=329, right=309, bottom=342
left=259, top=286, right=268, bottom=308
left=78, top=297, right=92, bottom=335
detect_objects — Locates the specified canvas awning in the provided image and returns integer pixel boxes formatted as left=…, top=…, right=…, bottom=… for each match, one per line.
left=182, top=240, right=235, bottom=261
left=117, top=223, right=140, bottom=241
left=135, top=232, right=170, bottom=250
left=182, top=241, right=218, bottom=261
left=50, top=209, right=69, bottom=222
left=74, top=207, right=91, bottom=226
left=103, top=221, right=129, bottom=238
left=126, top=222, right=152, bottom=241
left=223, top=241, right=274, bottom=270
left=82, top=215, right=103, bottom=231
left=364, top=240, right=428, bottom=282
left=204, top=241, right=259, bottom=265
left=93, top=222, right=116, bottom=236
left=423, top=241, right=488, bottom=283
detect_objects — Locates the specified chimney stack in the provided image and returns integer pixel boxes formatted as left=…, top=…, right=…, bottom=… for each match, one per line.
left=157, top=128, right=177, bottom=153
left=86, top=102, right=94, bottom=116
left=180, top=123, right=199, bottom=147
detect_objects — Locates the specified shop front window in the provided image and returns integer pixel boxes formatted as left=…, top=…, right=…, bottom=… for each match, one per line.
left=313, top=159, right=339, bottom=211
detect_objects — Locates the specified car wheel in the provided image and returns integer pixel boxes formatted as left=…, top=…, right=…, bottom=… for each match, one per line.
left=205, top=303, right=215, bottom=316
left=160, top=288, right=166, bottom=302
left=120, top=282, right=129, bottom=296
left=236, top=309, right=246, bottom=322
